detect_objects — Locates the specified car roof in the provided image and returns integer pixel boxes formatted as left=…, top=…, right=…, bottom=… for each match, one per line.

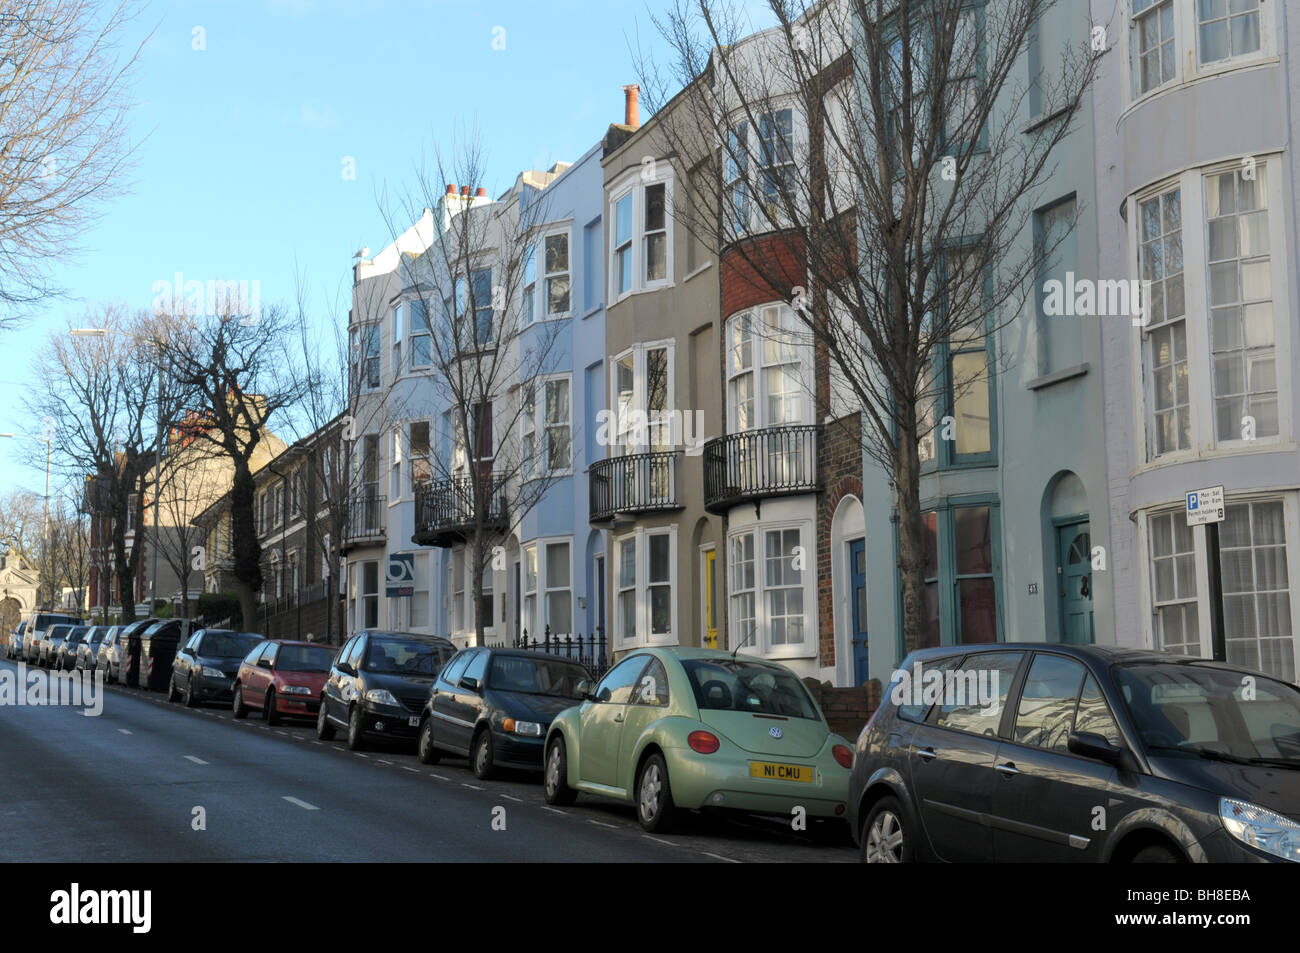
left=480, top=647, right=589, bottom=663
left=361, top=630, right=455, bottom=645
left=267, top=639, right=330, bottom=647
left=636, top=646, right=800, bottom=667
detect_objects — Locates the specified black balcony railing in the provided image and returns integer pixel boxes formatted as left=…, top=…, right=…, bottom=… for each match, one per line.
left=489, top=625, right=610, bottom=678
left=343, top=493, right=386, bottom=549
left=589, top=450, right=683, bottom=523
left=703, top=424, right=820, bottom=514
left=413, top=475, right=507, bottom=547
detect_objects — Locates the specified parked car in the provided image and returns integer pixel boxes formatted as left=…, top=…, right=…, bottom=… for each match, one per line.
left=848, top=643, right=1300, bottom=864
left=7, top=621, right=27, bottom=659
left=543, top=647, right=854, bottom=834
left=418, top=647, right=592, bottom=778
left=54, top=625, right=91, bottom=671
left=38, top=624, right=74, bottom=668
left=95, top=625, right=130, bottom=681
left=76, top=626, right=110, bottom=675
left=233, top=639, right=335, bottom=724
left=23, top=612, right=81, bottom=664
left=168, top=629, right=264, bottom=707
left=316, top=630, right=456, bottom=751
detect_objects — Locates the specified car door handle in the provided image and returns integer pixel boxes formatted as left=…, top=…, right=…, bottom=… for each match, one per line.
left=614, top=712, right=625, bottom=723
left=916, top=747, right=937, bottom=760
left=996, top=762, right=1020, bottom=776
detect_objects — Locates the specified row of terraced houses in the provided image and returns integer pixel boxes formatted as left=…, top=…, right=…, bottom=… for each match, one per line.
left=125, top=0, right=1300, bottom=694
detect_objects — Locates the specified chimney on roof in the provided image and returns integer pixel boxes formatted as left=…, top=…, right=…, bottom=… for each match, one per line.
left=460, top=185, right=471, bottom=196
left=475, top=187, right=487, bottom=197
left=623, top=84, right=640, bottom=129
left=446, top=184, right=457, bottom=195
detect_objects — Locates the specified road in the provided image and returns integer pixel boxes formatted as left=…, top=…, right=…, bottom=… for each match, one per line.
left=0, top=658, right=856, bottom=863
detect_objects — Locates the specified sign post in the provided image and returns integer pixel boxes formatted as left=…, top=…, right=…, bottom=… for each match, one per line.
left=1186, top=486, right=1226, bottom=662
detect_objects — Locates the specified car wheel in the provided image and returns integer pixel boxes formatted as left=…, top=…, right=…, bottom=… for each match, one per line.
left=184, top=675, right=198, bottom=708
left=232, top=684, right=248, bottom=719
left=316, top=699, right=335, bottom=740
left=346, top=706, right=365, bottom=751
left=1132, top=845, right=1181, bottom=863
left=636, top=753, right=678, bottom=834
left=264, top=689, right=280, bottom=726
left=861, top=796, right=911, bottom=863
left=418, top=717, right=442, bottom=764
left=166, top=675, right=179, bottom=703
left=544, top=736, right=578, bottom=806
left=472, top=728, right=495, bottom=780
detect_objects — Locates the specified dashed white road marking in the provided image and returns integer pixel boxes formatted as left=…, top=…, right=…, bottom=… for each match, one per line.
left=353, top=752, right=368, bottom=759
left=282, top=796, right=319, bottom=811
left=701, top=851, right=742, bottom=863
left=376, top=759, right=392, bottom=765
left=428, top=773, right=449, bottom=780
left=402, top=766, right=419, bottom=773
left=117, top=729, right=132, bottom=735
left=642, top=834, right=675, bottom=847
left=501, top=794, right=523, bottom=803
left=275, top=730, right=289, bottom=736
left=542, top=806, right=568, bottom=815
left=461, top=782, right=483, bottom=790
left=587, top=819, right=618, bottom=829
left=311, top=740, right=323, bottom=745
left=183, top=755, right=208, bottom=765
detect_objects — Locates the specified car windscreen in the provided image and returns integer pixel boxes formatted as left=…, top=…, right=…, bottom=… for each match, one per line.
left=46, top=625, right=70, bottom=640
left=199, top=632, right=263, bottom=658
left=364, top=637, right=452, bottom=675
left=1115, top=663, right=1300, bottom=763
left=275, top=644, right=335, bottom=672
left=488, top=655, right=589, bottom=698
left=37, top=614, right=79, bottom=630
left=66, top=627, right=88, bottom=643
left=682, top=658, right=819, bottom=720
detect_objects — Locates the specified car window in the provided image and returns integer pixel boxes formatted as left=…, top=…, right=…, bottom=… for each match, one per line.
left=244, top=643, right=267, bottom=665
left=683, top=657, right=819, bottom=719
left=462, top=650, right=488, bottom=686
left=1013, top=654, right=1087, bottom=752
left=185, top=633, right=202, bottom=653
left=439, top=651, right=472, bottom=687
left=595, top=655, right=650, bottom=704
left=263, top=642, right=279, bottom=665
left=892, top=654, right=964, bottom=723
left=342, top=637, right=364, bottom=669
left=633, top=658, right=670, bottom=707
left=1074, top=674, right=1121, bottom=746
left=932, top=651, right=1023, bottom=737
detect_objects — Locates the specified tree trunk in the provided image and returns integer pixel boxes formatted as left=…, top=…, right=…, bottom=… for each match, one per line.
left=895, top=419, right=928, bottom=655
left=229, top=459, right=262, bottom=633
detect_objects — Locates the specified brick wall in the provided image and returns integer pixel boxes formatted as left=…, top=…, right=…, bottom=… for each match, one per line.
left=719, top=232, right=807, bottom=318
left=816, top=412, right=862, bottom=670
left=803, top=676, right=882, bottom=741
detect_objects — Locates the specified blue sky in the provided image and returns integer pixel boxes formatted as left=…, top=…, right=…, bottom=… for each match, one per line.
left=2, top=0, right=697, bottom=499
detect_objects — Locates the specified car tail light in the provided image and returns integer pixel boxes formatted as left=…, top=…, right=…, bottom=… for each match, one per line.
left=688, top=731, right=720, bottom=754
left=832, top=744, right=853, bottom=769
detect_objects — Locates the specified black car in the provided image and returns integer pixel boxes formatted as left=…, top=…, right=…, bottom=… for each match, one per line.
left=316, top=630, right=456, bottom=751
left=849, top=642, right=1300, bottom=863
left=418, top=647, right=591, bottom=779
left=168, top=628, right=265, bottom=706
left=55, top=625, right=91, bottom=671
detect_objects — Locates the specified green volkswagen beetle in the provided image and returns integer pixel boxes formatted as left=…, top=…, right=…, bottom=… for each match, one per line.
left=543, top=647, right=854, bottom=833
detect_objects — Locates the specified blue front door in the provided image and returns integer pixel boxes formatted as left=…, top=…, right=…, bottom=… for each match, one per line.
left=849, top=539, right=869, bottom=684
left=1057, top=523, right=1095, bottom=644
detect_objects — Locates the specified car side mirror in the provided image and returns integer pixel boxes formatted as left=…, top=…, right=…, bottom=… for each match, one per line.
left=337, top=662, right=355, bottom=677
left=575, top=678, right=595, bottom=701
left=460, top=676, right=481, bottom=692
left=1068, top=730, right=1129, bottom=767
left=257, top=658, right=273, bottom=669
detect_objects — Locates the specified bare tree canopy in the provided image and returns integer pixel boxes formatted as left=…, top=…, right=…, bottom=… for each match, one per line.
left=0, top=0, right=146, bottom=324
left=638, top=0, right=1101, bottom=652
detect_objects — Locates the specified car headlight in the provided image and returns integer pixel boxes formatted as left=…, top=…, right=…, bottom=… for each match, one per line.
left=281, top=685, right=312, bottom=696
left=1220, top=797, right=1300, bottom=862
left=365, top=689, right=400, bottom=707
left=201, top=666, right=226, bottom=678
left=502, top=718, right=543, bottom=737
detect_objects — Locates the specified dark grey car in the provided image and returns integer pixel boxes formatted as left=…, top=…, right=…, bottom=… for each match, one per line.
left=848, top=643, right=1300, bottom=863
left=168, top=629, right=265, bottom=707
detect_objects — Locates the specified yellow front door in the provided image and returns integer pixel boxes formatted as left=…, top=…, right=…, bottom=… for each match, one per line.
left=704, top=548, right=718, bottom=649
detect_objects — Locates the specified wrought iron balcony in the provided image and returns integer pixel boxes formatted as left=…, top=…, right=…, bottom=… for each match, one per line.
left=413, top=475, right=508, bottom=548
left=341, top=493, right=386, bottom=552
left=589, top=451, right=684, bottom=524
left=703, top=425, right=820, bottom=514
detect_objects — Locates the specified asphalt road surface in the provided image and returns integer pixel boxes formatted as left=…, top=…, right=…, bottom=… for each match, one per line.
left=0, top=658, right=856, bottom=863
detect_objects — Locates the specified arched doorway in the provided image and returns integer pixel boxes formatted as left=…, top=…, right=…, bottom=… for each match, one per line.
left=831, top=495, right=867, bottom=686
left=1043, top=471, right=1093, bottom=644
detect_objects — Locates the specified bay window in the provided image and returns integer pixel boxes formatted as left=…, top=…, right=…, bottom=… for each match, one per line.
left=545, top=541, right=572, bottom=635
left=609, top=171, right=674, bottom=300
left=545, top=232, right=571, bottom=316
left=614, top=527, right=677, bottom=647
left=411, top=298, right=430, bottom=368
left=907, top=502, right=1002, bottom=646
left=725, top=305, right=809, bottom=432
left=522, top=376, right=572, bottom=477
left=1130, top=0, right=1269, bottom=101
left=611, top=343, right=673, bottom=451
left=1141, top=186, right=1189, bottom=455
left=1149, top=510, right=1199, bottom=654
left=727, top=524, right=812, bottom=656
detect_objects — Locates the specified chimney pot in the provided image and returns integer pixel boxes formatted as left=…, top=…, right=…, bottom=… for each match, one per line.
left=623, top=84, right=640, bottom=129
left=475, top=187, right=487, bottom=197
left=461, top=185, right=471, bottom=196
left=446, top=184, right=457, bottom=195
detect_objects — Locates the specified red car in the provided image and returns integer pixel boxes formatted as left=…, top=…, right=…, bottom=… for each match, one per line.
left=232, top=639, right=336, bottom=725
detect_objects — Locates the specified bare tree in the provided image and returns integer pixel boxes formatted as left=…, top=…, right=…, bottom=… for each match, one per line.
left=638, top=0, right=1100, bottom=652
left=0, top=489, right=45, bottom=565
left=380, top=139, right=570, bottom=646
left=46, top=490, right=90, bottom=612
left=24, top=305, right=186, bottom=621
left=159, top=304, right=314, bottom=632
left=151, top=416, right=225, bottom=619
left=0, top=0, right=146, bottom=324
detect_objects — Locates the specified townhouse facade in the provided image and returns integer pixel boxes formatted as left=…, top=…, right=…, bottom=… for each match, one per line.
left=1096, top=0, right=1300, bottom=683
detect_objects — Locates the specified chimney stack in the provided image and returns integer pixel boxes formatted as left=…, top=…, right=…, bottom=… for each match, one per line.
left=446, top=184, right=457, bottom=195
left=475, top=187, right=487, bottom=197
left=461, top=185, right=471, bottom=196
left=623, top=84, right=640, bottom=129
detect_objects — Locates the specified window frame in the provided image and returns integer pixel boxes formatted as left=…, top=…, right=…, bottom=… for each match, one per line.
left=609, top=340, right=675, bottom=453
left=613, top=526, right=679, bottom=650
left=726, top=521, right=816, bottom=660
left=607, top=167, right=675, bottom=303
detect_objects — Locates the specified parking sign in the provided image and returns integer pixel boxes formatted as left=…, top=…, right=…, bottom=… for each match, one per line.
left=1185, top=485, right=1225, bottom=526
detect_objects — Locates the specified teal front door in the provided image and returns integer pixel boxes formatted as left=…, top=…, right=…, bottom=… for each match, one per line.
left=849, top=539, right=869, bottom=684
left=1057, top=522, right=1094, bottom=644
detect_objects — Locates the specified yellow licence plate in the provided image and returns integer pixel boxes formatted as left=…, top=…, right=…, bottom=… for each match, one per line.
left=749, top=761, right=814, bottom=783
